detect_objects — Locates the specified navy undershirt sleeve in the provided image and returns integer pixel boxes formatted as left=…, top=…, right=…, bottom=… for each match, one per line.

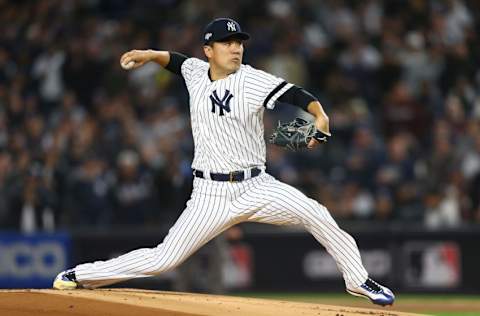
left=277, top=85, right=317, bottom=111
left=165, top=51, right=188, bottom=75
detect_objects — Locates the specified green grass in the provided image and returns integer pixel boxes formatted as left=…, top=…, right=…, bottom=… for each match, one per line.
left=234, top=292, right=480, bottom=302
left=433, top=313, right=480, bottom=316
left=233, top=292, right=480, bottom=316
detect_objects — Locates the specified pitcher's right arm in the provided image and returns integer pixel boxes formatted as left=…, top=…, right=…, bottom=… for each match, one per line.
left=120, top=50, right=187, bottom=75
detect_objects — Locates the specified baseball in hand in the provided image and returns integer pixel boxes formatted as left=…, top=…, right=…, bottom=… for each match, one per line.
left=121, top=61, right=135, bottom=70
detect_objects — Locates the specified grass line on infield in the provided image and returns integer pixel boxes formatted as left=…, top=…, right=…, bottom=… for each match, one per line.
left=232, top=292, right=480, bottom=315
left=234, top=292, right=480, bottom=301
left=433, top=313, right=480, bottom=316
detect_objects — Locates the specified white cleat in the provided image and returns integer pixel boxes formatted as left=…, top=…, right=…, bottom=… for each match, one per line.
left=347, top=278, right=395, bottom=306
left=53, top=269, right=79, bottom=290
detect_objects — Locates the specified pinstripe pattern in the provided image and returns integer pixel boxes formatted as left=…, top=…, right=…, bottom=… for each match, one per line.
left=181, top=58, right=293, bottom=173
left=72, top=57, right=369, bottom=290
left=76, top=178, right=237, bottom=288
left=75, top=174, right=367, bottom=289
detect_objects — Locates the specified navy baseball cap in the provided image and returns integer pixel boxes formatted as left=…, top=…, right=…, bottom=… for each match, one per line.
left=203, top=18, right=250, bottom=44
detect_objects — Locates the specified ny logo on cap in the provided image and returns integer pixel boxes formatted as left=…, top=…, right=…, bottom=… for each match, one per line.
left=226, top=21, right=237, bottom=32
left=205, top=32, right=212, bottom=41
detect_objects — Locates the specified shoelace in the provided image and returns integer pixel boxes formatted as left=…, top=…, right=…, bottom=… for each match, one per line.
left=63, top=270, right=77, bottom=282
left=363, top=278, right=382, bottom=293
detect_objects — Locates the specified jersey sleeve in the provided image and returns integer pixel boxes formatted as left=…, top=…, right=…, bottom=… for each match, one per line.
left=180, top=57, right=209, bottom=87
left=165, top=52, right=188, bottom=75
left=244, top=66, right=294, bottom=110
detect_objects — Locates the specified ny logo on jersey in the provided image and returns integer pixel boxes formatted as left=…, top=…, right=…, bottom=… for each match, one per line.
left=226, top=21, right=237, bottom=32
left=210, top=90, right=233, bottom=116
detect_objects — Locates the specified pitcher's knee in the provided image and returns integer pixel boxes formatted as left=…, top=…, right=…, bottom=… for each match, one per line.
left=316, top=203, right=339, bottom=222
left=341, top=230, right=358, bottom=245
left=314, top=201, right=331, bottom=214
left=149, top=253, right=187, bottom=275
left=305, top=200, right=331, bottom=218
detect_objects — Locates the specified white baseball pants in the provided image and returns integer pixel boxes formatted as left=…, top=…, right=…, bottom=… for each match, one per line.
left=74, top=172, right=368, bottom=289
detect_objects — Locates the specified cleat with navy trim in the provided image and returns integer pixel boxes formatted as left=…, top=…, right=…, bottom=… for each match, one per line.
left=53, top=269, right=79, bottom=290
left=347, top=278, right=395, bottom=306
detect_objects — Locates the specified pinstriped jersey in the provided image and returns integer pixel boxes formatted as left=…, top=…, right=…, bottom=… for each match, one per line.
left=181, top=57, right=293, bottom=173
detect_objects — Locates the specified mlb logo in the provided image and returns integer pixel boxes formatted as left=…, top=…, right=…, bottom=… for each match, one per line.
left=403, top=241, right=461, bottom=288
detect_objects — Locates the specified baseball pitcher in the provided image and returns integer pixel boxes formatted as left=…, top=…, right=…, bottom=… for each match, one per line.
left=53, top=18, right=394, bottom=306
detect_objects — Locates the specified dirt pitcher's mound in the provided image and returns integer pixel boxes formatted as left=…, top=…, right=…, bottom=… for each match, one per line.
left=0, top=289, right=426, bottom=316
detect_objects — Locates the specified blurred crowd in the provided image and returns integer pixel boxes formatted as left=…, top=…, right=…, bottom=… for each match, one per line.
left=0, top=0, right=479, bottom=232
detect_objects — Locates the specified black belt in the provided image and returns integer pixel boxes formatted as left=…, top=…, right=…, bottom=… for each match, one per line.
left=193, top=167, right=262, bottom=182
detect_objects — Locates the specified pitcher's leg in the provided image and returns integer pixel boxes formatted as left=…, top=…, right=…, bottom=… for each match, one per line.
left=72, top=193, right=234, bottom=289
left=260, top=181, right=395, bottom=305
left=299, top=202, right=369, bottom=288
left=239, top=175, right=368, bottom=289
